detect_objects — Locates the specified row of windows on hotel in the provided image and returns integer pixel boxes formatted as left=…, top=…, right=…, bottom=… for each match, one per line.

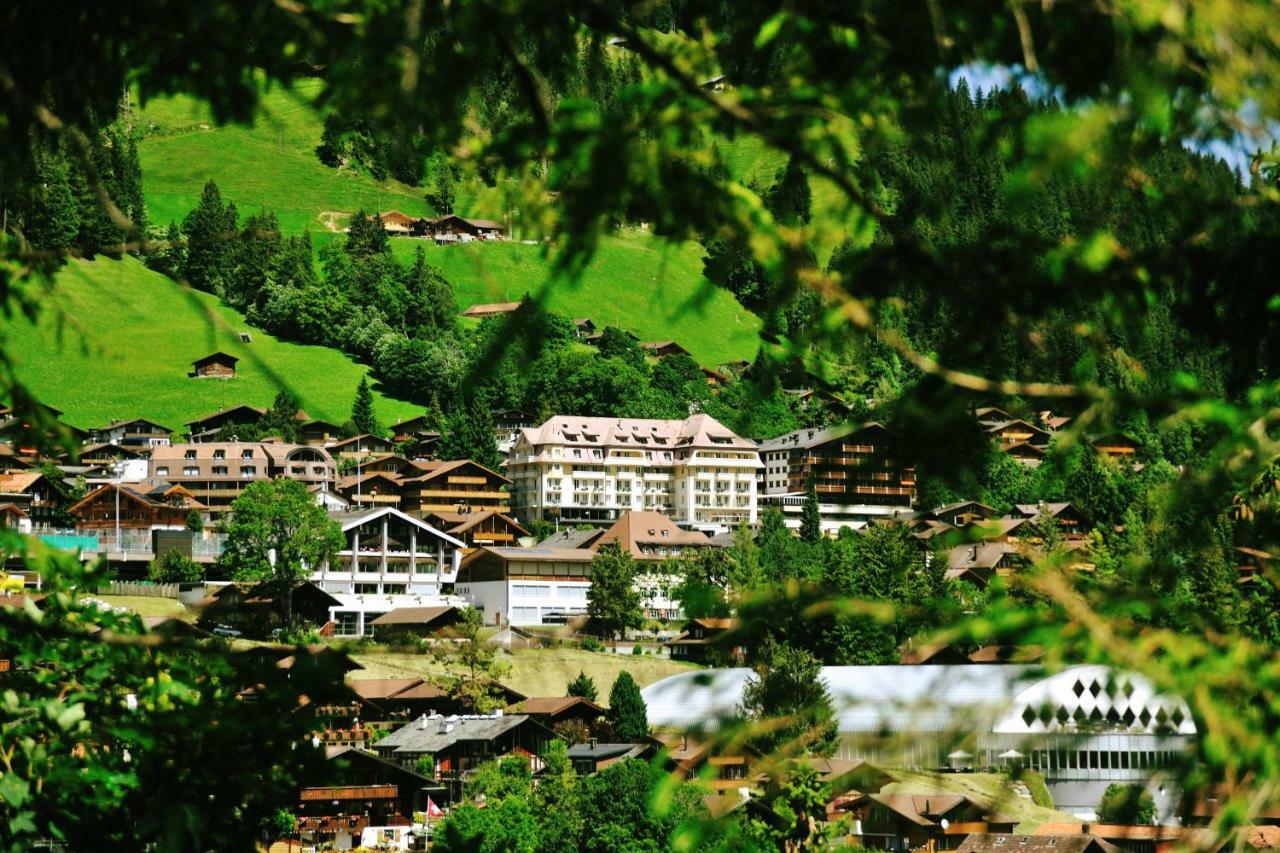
left=995, top=748, right=1184, bottom=773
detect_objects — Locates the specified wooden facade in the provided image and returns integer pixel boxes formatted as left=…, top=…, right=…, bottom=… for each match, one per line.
left=69, top=482, right=202, bottom=530
left=400, top=459, right=510, bottom=516
left=190, top=351, right=239, bottom=378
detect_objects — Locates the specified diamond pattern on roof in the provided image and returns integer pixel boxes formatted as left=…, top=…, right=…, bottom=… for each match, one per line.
left=1072, top=679, right=1085, bottom=697
left=1122, top=708, right=1136, bottom=726
left=1089, top=679, right=1103, bottom=698
left=1022, top=706, right=1037, bottom=726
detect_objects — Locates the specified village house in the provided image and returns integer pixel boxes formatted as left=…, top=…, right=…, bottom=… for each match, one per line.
left=454, top=545, right=596, bottom=626
left=425, top=509, right=529, bottom=548
left=836, top=795, right=1017, bottom=851
left=1091, top=433, right=1141, bottom=460
left=595, top=510, right=715, bottom=561
left=149, top=442, right=336, bottom=514
left=368, top=605, right=463, bottom=641
left=89, top=418, right=172, bottom=448
left=1009, top=502, right=1089, bottom=539
left=349, top=677, right=526, bottom=721
left=987, top=418, right=1054, bottom=450
left=399, top=459, right=511, bottom=517
left=640, top=341, right=692, bottom=359
left=507, top=414, right=760, bottom=528
left=373, top=712, right=557, bottom=800
left=196, top=581, right=342, bottom=635
left=335, top=471, right=404, bottom=509
left=759, top=422, right=917, bottom=534
left=183, top=405, right=267, bottom=442
left=507, top=696, right=606, bottom=733
left=0, top=502, right=31, bottom=533
left=461, top=301, right=522, bottom=320
left=372, top=210, right=418, bottom=235
left=189, top=351, right=239, bottom=378
left=294, top=747, right=431, bottom=850
left=655, top=731, right=758, bottom=794
left=389, top=415, right=436, bottom=443
left=572, top=318, right=596, bottom=339
left=68, top=481, right=203, bottom=531
left=493, top=408, right=533, bottom=452
left=329, top=433, right=396, bottom=460
left=312, top=506, right=466, bottom=602
left=299, top=419, right=346, bottom=446
left=0, top=470, right=60, bottom=526
left=930, top=501, right=1000, bottom=528
left=567, top=741, right=656, bottom=775
left=74, top=443, right=144, bottom=466
left=0, top=406, right=90, bottom=457
left=946, top=542, right=1025, bottom=586
left=668, top=617, right=744, bottom=664
left=1003, top=440, right=1048, bottom=466
left=421, top=214, right=505, bottom=242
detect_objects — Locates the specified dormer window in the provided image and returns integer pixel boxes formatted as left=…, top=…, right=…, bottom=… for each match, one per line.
left=213, top=449, right=226, bottom=459
left=184, top=449, right=196, bottom=460
left=241, top=449, right=253, bottom=459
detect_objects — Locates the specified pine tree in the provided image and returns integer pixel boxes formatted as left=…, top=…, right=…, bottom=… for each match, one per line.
left=800, top=478, right=822, bottom=544
left=181, top=180, right=237, bottom=292
left=586, top=544, right=644, bottom=641
left=439, top=398, right=501, bottom=468
left=262, top=390, right=302, bottom=443
left=566, top=671, right=598, bottom=702
left=345, top=209, right=389, bottom=259
left=606, top=671, right=648, bottom=741
left=22, top=145, right=79, bottom=250
left=351, top=377, right=380, bottom=436
left=740, top=636, right=838, bottom=756
left=316, top=115, right=346, bottom=167
left=767, top=154, right=812, bottom=225
left=144, top=221, right=186, bottom=279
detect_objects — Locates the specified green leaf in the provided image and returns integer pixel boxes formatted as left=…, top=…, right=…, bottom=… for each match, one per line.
left=755, top=13, right=787, bottom=48
left=0, top=774, right=30, bottom=808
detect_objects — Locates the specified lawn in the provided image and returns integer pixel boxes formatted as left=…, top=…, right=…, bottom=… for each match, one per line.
left=136, top=82, right=430, bottom=235
left=90, top=594, right=194, bottom=621
left=2, top=256, right=421, bottom=431
left=884, top=769, right=1079, bottom=832
left=378, top=230, right=761, bottom=367
left=349, top=646, right=698, bottom=702
left=136, top=83, right=762, bottom=367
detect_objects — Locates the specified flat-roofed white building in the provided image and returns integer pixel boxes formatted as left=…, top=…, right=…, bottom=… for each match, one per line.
left=507, top=414, right=761, bottom=528
left=455, top=545, right=596, bottom=626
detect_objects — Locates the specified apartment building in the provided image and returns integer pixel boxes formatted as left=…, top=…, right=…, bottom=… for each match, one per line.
left=149, top=442, right=336, bottom=514
left=758, top=423, right=916, bottom=534
left=399, top=459, right=511, bottom=517
left=507, top=414, right=760, bottom=528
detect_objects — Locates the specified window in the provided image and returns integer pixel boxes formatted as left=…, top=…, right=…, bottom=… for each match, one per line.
left=213, top=449, right=226, bottom=459
left=183, top=466, right=199, bottom=476
left=240, top=465, right=257, bottom=476
left=156, top=466, right=169, bottom=476
left=184, top=449, right=196, bottom=460
left=241, top=449, right=254, bottom=459
left=211, top=465, right=228, bottom=475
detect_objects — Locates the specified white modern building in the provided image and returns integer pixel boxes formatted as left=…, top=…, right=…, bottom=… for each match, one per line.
left=642, top=664, right=1195, bottom=819
left=507, top=414, right=761, bottom=528
left=454, top=546, right=594, bottom=626
left=312, top=507, right=466, bottom=597
left=325, top=592, right=469, bottom=638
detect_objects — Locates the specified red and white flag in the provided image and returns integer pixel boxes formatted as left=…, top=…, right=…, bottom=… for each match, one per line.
left=425, top=797, right=444, bottom=819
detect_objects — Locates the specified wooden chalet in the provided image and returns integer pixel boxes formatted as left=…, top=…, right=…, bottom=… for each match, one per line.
left=425, top=214, right=505, bottom=240
left=986, top=418, right=1053, bottom=449
left=329, top=433, right=396, bottom=459
left=930, top=501, right=999, bottom=528
left=369, top=605, right=463, bottom=640
left=348, top=677, right=527, bottom=720
left=390, top=416, right=437, bottom=443
left=0, top=471, right=60, bottom=525
left=656, top=732, right=758, bottom=793
left=299, top=419, right=345, bottom=446
left=305, top=746, right=435, bottom=833
left=196, top=581, right=341, bottom=635
left=1002, top=440, right=1047, bottom=466
left=1235, top=546, right=1276, bottom=588
left=426, top=509, right=529, bottom=547
left=946, top=542, right=1024, bottom=586
left=508, top=696, right=605, bottom=732
left=567, top=741, right=656, bottom=775
left=573, top=318, right=597, bottom=339
left=461, top=301, right=521, bottom=319
left=1010, top=502, right=1088, bottom=538
left=373, top=210, right=418, bottom=234
left=68, top=481, right=203, bottom=530
left=669, top=617, right=743, bottom=664
left=184, top=405, right=267, bottom=441
left=595, top=511, right=714, bottom=562
left=75, top=443, right=144, bottom=465
left=190, top=351, right=239, bottom=378
left=974, top=406, right=1018, bottom=428
left=335, top=472, right=404, bottom=509
left=89, top=418, right=173, bottom=447
left=0, top=408, right=90, bottom=456
left=899, top=643, right=972, bottom=665
left=968, top=644, right=1045, bottom=664
left=640, top=340, right=692, bottom=359
left=399, top=459, right=510, bottom=516
left=836, top=794, right=1016, bottom=850
left=1092, top=432, right=1140, bottom=459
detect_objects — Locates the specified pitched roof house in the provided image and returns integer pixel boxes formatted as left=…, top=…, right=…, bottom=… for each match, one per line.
left=190, top=351, right=240, bottom=378
left=68, top=481, right=203, bottom=530
left=461, top=301, right=521, bottom=319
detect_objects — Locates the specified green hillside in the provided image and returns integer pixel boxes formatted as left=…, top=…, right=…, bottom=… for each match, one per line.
left=133, top=84, right=761, bottom=365
left=3, top=257, right=423, bottom=431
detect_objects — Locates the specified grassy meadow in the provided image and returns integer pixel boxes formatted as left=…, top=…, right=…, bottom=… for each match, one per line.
left=3, top=256, right=421, bottom=430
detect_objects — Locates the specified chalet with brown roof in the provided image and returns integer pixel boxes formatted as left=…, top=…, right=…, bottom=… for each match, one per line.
left=946, top=541, right=1025, bottom=586
left=69, top=481, right=203, bottom=530
left=150, top=442, right=335, bottom=514
left=1033, top=823, right=1183, bottom=853
left=988, top=418, right=1053, bottom=449
left=1235, top=546, right=1275, bottom=587
left=425, top=214, right=505, bottom=240
left=400, top=459, right=510, bottom=516
left=348, top=677, right=527, bottom=719
left=461, top=301, right=522, bottom=319
left=1091, top=433, right=1140, bottom=459
left=975, top=406, right=1019, bottom=428
left=329, top=433, right=396, bottom=459
left=0, top=502, right=30, bottom=532
left=369, top=605, right=462, bottom=640
left=0, top=408, right=89, bottom=456
left=641, top=341, right=692, bottom=359
left=373, top=210, right=418, bottom=234
left=508, top=696, right=605, bottom=731
left=1010, top=502, right=1088, bottom=538
left=931, top=501, right=999, bottom=528
left=299, top=419, right=345, bottom=446
left=427, top=509, right=529, bottom=547
left=655, top=731, right=758, bottom=793
left=573, top=318, right=596, bottom=338
left=838, top=794, right=1015, bottom=850
left=298, top=747, right=434, bottom=840
left=759, top=422, right=916, bottom=510
left=184, top=405, right=267, bottom=441
left=595, top=511, right=713, bottom=561
left=390, top=415, right=435, bottom=442
left=190, top=351, right=239, bottom=378
left=335, top=471, right=404, bottom=509
left=196, top=581, right=342, bottom=635
left=89, top=418, right=173, bottom=447
left=669, top=617, right=743, bottom=664
left=0, top=470, right=59, bottom=525
left=1004, top=440, right=1048, bottom=466
left=455, top=545, right=596, bottom=625
left=1039, top=410, right=1074, bottom=430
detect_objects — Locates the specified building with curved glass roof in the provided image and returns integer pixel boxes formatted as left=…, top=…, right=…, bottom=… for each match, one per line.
left=641, top=664, right=1194, bottom=817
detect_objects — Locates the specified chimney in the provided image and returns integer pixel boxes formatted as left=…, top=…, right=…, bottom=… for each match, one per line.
left=417, top=714, right=429, bottom=730
left=590, top=737, right=598, bottom=748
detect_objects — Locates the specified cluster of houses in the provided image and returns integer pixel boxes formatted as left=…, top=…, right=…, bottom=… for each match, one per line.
left=371, top=211, right=506, bottom=244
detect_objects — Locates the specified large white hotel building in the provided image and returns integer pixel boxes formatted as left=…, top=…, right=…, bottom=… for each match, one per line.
left=506, top=414, right=761, bottom=528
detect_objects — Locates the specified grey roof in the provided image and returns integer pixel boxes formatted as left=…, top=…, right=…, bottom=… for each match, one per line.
left=567, top=742, right=648, bottom=760
left=376, top=713, right=529, bottom=754
left=538, top=528, right=605, bottom=549
left=758, top=422, right=887, bottom=453
left=641, top=664, right=1195, bottom=737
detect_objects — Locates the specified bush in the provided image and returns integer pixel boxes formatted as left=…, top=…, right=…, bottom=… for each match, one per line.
left=1097, top=783, right=1155, bottom=824
left=580, top=636, right=605, bottom=653
left=631, top=645, right=644, bottom=655
left=147, top=550, right=203, bottom=584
